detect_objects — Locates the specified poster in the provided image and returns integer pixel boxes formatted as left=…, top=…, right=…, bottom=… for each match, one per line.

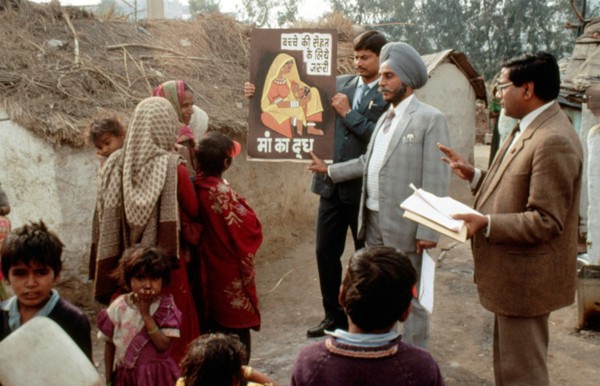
left=247, top=29, right=337, bottom=161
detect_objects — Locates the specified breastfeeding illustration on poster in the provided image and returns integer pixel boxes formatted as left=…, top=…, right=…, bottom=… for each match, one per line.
left=248, top=29, right=337, bottom=161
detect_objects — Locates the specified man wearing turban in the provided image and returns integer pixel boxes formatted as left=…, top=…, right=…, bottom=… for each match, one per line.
left=310, top=42, right=451, bottom=349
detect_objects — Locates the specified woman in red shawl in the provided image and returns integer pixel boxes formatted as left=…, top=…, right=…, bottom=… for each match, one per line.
left=152, top=80, right=198, bottom=178
left=194, top=131, right=262, bottom=361
left=91, top=97, right=200, bottom=363
left=152, top=79, right=205, bottom=325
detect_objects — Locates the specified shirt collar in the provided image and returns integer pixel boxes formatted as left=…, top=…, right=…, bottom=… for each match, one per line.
left=327, top=328, right=400, bottom=347
left=519, top=100, right=554, bottom=132
left=357, top=77, right=380, bottom=90
left=390, top=94, right=415, bottom=119
left=3, top=289, right=60, bottom=331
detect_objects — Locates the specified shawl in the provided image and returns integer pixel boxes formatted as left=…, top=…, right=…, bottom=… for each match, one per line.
left=260, top=53, right=324, bottom=126
left=152, top=80, right=186, bottom=123
left=196, top=176, right=262, bottom=330
left=91, top=97, right=181, bottom=303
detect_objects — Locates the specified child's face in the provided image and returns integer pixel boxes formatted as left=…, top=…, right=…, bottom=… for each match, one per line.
left=130, top=274, right=162, bottom=298
left=94, top=133, right=125, bottom=158
left=6, top=261, right=58, bottom=310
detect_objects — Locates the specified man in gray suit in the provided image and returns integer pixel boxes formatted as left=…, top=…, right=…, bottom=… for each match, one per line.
left=307, top=31, right=389, bottom=338
left=310, top=42, right=451, bottom=348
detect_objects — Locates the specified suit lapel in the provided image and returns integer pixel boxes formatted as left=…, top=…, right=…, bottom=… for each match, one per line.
left=382, top=97, right=417, bottom=166
left=475, top=102, right=560, bottom=208
left=344, top=76, right=360, bottom=105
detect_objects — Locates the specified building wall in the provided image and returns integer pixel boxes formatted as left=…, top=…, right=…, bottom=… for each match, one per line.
left=0, top=110, right=98, bottom=286
left=416, top=62, right=477, bottom=165
left=416, top=63, right=478, bottom=197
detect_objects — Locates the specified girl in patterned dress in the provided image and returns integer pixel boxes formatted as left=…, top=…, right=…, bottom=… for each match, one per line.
left=194, top=131, right=263, bottom=361
left=97, top=245, right=181, bottom=386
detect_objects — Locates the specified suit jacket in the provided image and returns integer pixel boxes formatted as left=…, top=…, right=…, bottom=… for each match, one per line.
left=311, top=74, right=388, bottom=205
left=329, top=96, right=451, bottom=252
left=472, top=101, right=583, bottom=317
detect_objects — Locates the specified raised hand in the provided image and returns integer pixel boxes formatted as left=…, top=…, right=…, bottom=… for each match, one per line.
left=437, top=143, right=475, bottom=181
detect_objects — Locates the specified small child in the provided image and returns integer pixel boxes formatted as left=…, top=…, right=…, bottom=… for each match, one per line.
left=0, top=181, right=11, bottom=299
left=88, top=112, right=126, bottom=165
left=97, top=245, right=181, bottom=385
left=290, top=246, right=445, bottom=386
left=0, top=221, right=92, bottom=359
left=177, top=333, right=279, bottom=386
left=194, top=131, right=262, bottom=359
left=0, top=181, right=9, bottom=216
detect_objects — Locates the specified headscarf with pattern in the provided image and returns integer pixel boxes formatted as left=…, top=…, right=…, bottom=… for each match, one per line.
left=152, top=80, right=186, bottom=123
left=91, top=97, right=181, bottom=303
left=122, top=97, right=179, bottom=226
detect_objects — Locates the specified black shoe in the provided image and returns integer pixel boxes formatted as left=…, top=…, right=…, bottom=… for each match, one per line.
left=307, top=318, right=346, bottom=338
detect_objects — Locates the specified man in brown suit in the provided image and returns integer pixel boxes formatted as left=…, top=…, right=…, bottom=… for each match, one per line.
left=438, top=52, right=583, bottom=385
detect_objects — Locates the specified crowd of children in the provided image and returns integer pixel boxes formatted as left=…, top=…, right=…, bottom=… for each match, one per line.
left=0, top=79, right=445, bottom=385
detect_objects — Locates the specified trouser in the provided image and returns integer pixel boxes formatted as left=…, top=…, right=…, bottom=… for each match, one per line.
left=493, top=313, right=550, bottom=386
left=365, top=208, right=430, bottom=349
left=315, top=194, right=363, bottom=323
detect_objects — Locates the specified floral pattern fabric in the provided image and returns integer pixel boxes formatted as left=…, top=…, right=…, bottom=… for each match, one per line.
left=195, top=176, right=263, bottom=330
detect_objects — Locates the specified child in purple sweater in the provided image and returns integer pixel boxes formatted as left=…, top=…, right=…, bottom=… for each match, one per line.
left=291, top=246, right=445, bottom=386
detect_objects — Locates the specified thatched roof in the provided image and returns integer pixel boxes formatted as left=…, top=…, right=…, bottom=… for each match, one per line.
left=0, top=0, right=355, bottom=147
left=421, top=49, right=487, bottom=103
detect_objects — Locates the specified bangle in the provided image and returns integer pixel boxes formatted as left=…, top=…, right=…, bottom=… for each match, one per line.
left=243, top=366, right=253, bottom=379
left=147, top=326, right=159, bottom=335
left=346, top=109, right=352, bottom=116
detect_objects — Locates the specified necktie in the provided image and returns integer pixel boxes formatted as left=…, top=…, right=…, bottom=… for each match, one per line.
left=499, top=124, right=520, bottom=163
left=381, top=109, right=396, bottom=134
left=353, top=84, right=370, bottom=110
left=490, top=123, right=519, bottom=168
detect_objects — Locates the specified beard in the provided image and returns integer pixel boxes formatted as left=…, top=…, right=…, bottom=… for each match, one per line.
left=380, top=82, right=408, bottom=106
left=389, top=83, right=408, bottom=105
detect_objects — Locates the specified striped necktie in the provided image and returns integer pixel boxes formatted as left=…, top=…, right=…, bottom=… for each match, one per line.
left=381, top=109, right=396, bottom=134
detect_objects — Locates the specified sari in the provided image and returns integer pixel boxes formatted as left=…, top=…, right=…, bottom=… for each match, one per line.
left=260, top=53, right=324, bottom=138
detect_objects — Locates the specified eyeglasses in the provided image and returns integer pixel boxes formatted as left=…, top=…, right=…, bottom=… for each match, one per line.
left=495, top=81, right=513, bottom=94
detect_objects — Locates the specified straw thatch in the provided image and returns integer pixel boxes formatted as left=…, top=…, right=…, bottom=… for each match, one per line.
left=0, top=0, right=356, bottom=147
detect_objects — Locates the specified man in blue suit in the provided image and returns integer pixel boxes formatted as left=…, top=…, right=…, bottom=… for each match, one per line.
left=307, top=31, right=389, bottom=338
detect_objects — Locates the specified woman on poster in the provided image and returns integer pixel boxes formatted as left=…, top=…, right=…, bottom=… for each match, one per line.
left=260, top=53, right=324, bottom=138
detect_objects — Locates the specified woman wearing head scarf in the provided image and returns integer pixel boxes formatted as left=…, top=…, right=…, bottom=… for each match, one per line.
left=260, top=53, right=324, bottom=138
left=152, top=80, right=199, bottom=178
left=90, top=97, right=201, bottom=363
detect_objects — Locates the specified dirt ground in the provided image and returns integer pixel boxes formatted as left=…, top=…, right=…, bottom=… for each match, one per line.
left=244, top=145, right=600, bottom=386
left=91, top=145, right=600, bottom=385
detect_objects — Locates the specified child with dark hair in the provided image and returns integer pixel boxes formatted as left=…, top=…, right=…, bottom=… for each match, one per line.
left=0, top=181, right=11, bottom=300
left=0, top=221, right=92, bottom=359
left=87, top=111, right=126, bottom=165
left=290, top=246, right=445, bottom=386
left=194, top=131, right=262, bottom=360
left=177, top=333, right=278, bottom=386
left=97, top=245, right=181, bottom=385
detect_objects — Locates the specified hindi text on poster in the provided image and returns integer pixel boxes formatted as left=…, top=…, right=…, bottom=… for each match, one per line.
left=247, top=29, right=337, bottom=162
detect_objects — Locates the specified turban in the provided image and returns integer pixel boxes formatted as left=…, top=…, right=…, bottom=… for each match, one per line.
left=380, top=42, right=428, bottom=89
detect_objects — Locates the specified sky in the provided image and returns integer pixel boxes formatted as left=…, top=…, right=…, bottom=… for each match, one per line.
left=32, top=0, right=332, bottom=21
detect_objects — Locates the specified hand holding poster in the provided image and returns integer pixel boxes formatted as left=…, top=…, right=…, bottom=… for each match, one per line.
left=248, top=29, right=337, bottom=161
